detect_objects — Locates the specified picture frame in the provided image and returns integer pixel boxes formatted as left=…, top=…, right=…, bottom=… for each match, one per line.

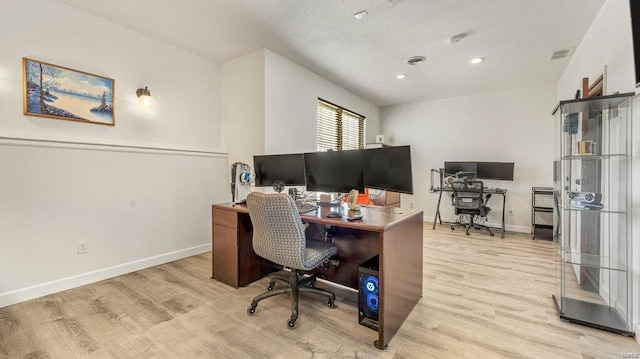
left=23, top=57, right=115, bottom=126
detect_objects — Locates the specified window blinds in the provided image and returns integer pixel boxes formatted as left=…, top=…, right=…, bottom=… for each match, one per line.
left=317, top=99, right=365, bottom=151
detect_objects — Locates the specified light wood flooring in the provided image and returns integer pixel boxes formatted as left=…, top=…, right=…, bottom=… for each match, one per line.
left=1, top=225, right=638, bottom=358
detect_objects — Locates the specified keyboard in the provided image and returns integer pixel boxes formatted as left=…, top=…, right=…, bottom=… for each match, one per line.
left=295, top=201, right=319, bottom=214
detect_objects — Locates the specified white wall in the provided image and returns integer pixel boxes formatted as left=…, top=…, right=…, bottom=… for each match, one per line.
left=264, top=49, right=380, bottom=154
left=221, top=50, right=266, bottom=166
left=0, top=0, right=227, bottom=307
left=0, top=1, right=221, bottom=151
left=556, top=0, right=639, bottom=341
left=380, top=83, right=557, bottom=232
left=220, top=48, right=380, bottom=191
left=557, top=0, right=635, bottom=99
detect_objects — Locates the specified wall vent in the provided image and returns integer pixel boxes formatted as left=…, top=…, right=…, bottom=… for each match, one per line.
left=550, top=48, right=573, bottom=60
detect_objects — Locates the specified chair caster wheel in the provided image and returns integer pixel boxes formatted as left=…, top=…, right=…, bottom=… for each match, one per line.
left=466, top=232, right=470, bottom=236
left=267, top=281, right=275, bottom=291
left=247, top=304, right=257, bottom=316
left=326, top=298, right=336, bottom=308
left=489, top=232, right=495, bottom=237
left=308, top=277, right=317, bottom=288
left=287, top=318, right=297, bottom=329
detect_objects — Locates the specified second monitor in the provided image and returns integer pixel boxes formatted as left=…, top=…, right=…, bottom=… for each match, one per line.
left=304, top=150, right=365, bottom=193
left=304, top=146, right=414, bottom=195
left=477, top=162, right=514, bottom=181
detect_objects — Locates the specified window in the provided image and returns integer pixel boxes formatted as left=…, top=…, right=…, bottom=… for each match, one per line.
left=317, top=98, right=365, bottom=151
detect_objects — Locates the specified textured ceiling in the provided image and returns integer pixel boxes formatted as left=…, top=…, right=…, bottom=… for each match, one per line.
left=55, top=0, right=606, bottom=107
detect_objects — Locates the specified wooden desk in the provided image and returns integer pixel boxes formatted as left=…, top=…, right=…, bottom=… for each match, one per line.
left=211, top=202, right=424, bottom=350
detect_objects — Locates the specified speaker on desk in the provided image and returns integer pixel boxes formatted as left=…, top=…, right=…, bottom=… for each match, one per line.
left=358, top=255, right=379, bottom=331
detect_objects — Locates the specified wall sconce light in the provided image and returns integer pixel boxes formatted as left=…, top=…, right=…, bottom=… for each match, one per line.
left=136, top=86, right=152, bottom=106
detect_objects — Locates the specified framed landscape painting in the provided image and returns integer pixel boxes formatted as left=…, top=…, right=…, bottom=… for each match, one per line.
left=23, top=58, right=115, bottom=126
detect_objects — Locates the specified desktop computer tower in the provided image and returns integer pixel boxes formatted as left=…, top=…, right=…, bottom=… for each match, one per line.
left=358, top=255, right=379, bottom=331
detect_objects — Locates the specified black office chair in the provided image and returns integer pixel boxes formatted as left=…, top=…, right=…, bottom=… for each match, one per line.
left=450, top=179, right=494, bottom=236
left=245, top=192, right=337, bottom=329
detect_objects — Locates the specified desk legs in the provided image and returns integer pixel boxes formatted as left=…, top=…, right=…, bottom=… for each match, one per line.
left=500, top=194, right=506, bottom=238
left=432, top=191, right=443, bottom=229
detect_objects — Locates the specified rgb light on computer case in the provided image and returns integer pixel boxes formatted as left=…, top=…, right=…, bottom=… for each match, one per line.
left=358, top=273, right=379, bottom=325
left=363, top=276, right=379, bottom=310
left=358, top=255, right=380, bottom=331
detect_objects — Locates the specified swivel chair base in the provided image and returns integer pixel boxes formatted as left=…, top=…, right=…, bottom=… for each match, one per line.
left=247, top=269, right=336, bottom=329
left=451, top=214, right=495, bottom=236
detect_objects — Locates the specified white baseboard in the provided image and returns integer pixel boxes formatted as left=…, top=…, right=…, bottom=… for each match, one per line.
left=422, top=215, right=531, bottom=234
left=0, top=243, right=211, bottom=308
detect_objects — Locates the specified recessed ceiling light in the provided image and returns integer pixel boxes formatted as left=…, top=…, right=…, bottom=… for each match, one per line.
left=406, top=56, right=426, bottom=65
left=396, top=74, right=407, bottom=79
left=470, top=57, right=485, bottom=64
left=354, top=10, right=368, bottom=19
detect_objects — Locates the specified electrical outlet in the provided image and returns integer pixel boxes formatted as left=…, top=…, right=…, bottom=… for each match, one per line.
left=78, top=240, right=88, bottom=254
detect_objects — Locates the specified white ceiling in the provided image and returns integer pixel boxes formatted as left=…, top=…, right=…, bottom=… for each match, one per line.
left=55, top=0, right=605, bottom=107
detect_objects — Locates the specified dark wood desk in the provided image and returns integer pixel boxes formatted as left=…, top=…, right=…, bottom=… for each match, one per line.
left=211, top=202, right=424, bottom=350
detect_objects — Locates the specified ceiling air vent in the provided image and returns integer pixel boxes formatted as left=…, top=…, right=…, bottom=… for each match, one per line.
left=550, top=48, right=573, bottom=60
left=407, top=56, right=426, bottom=65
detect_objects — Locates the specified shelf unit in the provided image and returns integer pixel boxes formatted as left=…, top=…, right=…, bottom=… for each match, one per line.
left=551, top=92, right=634, bottom=336
left=531, top=187, right=553, bottom=240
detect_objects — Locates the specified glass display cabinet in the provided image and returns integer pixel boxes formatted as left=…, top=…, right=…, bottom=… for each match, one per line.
left=552, top=92, right=634, bottom=336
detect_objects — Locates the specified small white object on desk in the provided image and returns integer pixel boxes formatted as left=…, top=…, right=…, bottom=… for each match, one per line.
left=319, top=193, right=332, bottom=204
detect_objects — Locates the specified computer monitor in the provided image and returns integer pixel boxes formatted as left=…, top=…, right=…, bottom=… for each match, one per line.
left=630, top=0, right=640, bottom=87
left=253, top=153, right=306, bottom=186
left=362, top=145, right=414, bottom=194
left=477, top=162, right=515, bottom=181
left=444, top=161, right=478, bottom=176
left=303, top=150, right=365, bottom=193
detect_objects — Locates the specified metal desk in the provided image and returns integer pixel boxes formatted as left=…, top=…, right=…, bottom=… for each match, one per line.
left=430, top=187, right=508, bottom=238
